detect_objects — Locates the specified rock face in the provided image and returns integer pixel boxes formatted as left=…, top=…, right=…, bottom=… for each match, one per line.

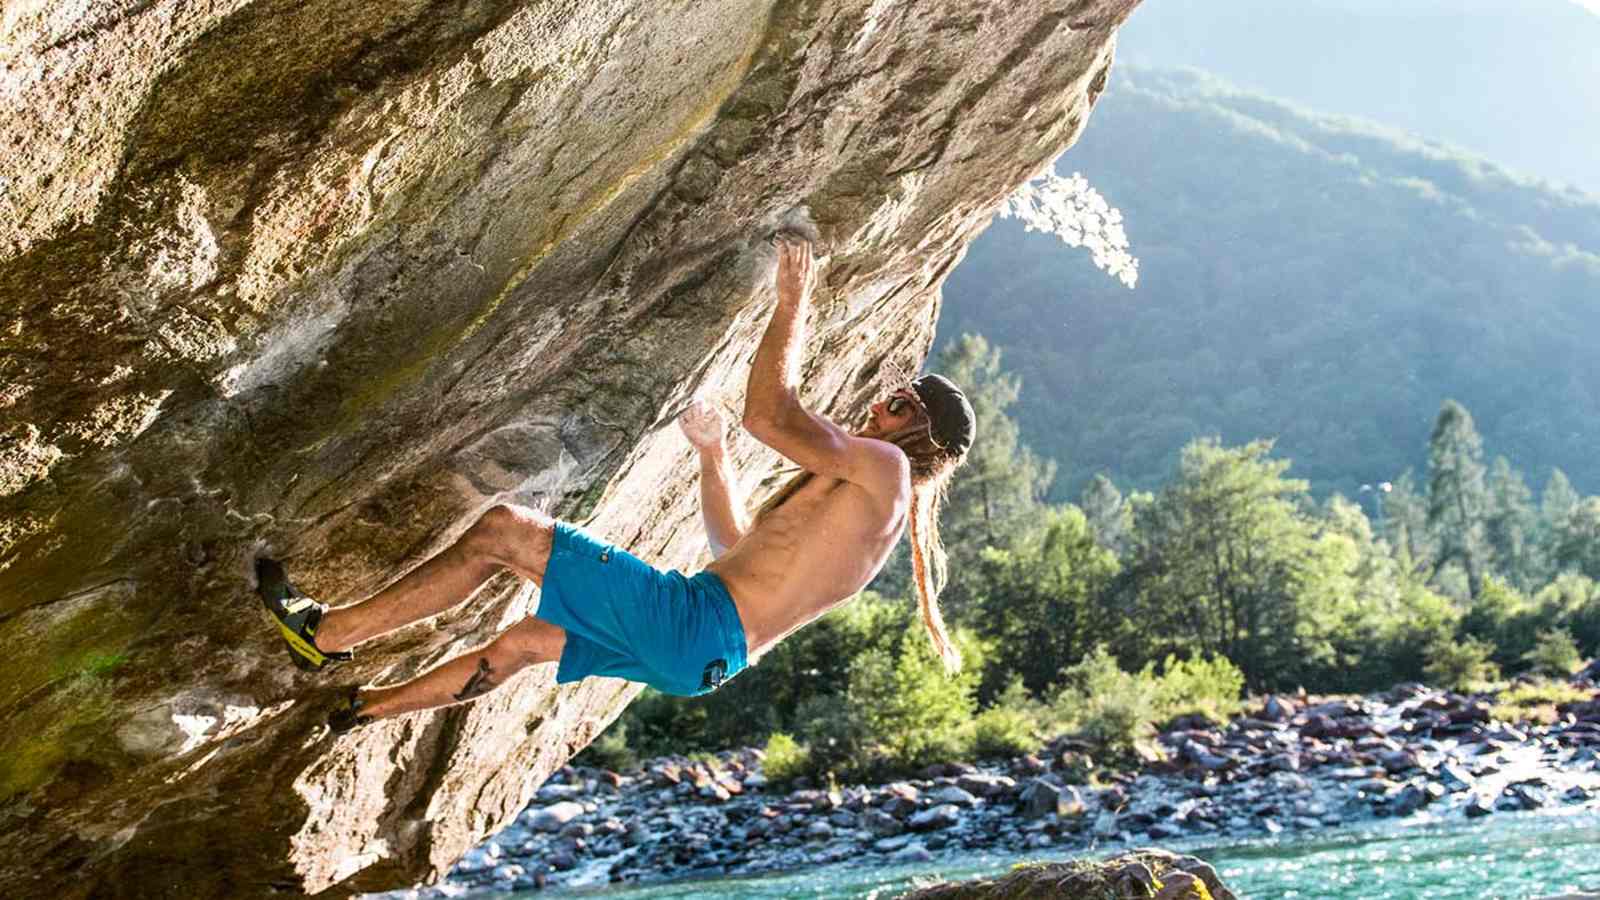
left=0, top=1, right=1138, bottom=895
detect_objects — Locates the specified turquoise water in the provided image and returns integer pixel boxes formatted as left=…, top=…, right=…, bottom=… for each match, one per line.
left=480, top=809, right=1600, bottom=899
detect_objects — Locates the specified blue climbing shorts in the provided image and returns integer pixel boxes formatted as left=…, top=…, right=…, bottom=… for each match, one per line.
left=534, top=522, right=749, bottom=697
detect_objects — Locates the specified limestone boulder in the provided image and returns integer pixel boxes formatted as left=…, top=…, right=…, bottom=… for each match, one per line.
left=0, top=0, right=1138, bottom=895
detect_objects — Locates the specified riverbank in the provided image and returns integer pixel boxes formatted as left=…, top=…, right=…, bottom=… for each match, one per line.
left=369, top=680, right=1600, bottom=897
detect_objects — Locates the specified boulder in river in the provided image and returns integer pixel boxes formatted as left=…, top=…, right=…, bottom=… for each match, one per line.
left=895, top=849, right=1237, bottom=900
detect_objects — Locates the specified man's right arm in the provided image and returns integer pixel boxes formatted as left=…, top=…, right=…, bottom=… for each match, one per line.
left=743, top=236, right=904, bottom=498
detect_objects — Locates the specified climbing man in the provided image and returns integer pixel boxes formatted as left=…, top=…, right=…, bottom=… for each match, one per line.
left=258, top=234, right=975, bottom=732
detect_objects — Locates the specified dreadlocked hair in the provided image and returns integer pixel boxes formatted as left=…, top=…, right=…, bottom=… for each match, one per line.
left=751, top=426, right=966, bottom=673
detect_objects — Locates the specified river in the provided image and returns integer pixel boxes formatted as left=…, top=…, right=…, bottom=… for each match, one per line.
left=461, top=808, right=1600, bottom=899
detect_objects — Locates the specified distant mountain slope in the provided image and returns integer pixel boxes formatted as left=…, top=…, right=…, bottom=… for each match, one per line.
left=939, top=67, right=1600, bottom=502
left=1116, top=0, right=1600, bottom=195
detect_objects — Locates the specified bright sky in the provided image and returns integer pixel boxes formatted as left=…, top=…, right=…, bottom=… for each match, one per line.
left=1571, top=0, right=1600, bottom=15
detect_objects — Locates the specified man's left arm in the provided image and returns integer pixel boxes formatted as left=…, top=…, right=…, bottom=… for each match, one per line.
left=680, top=399, right=747, bottom=556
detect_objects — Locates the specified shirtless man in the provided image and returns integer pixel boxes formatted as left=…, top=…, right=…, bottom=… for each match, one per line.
left=258, top=236, right=975, bottom=732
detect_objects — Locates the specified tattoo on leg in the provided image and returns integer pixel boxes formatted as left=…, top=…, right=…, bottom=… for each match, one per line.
left=453, top=657, right=499, bottom=701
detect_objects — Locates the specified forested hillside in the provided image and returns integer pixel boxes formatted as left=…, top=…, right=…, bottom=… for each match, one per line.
left=940, top=67, right=1600, bottom=503
left=1115, top=0, right=1600, bottom=193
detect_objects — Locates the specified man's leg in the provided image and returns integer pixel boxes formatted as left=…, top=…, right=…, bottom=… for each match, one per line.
left=357, top=616, right=566, bottom=720
left=315, top=504, right=556, bottom=653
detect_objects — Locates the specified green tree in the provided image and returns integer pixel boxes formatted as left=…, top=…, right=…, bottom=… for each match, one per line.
left=1555, top=498, right=1600, bottom=582
left=1384, top=470, right=1433, bottom=578
left=1121, top=438, right=1330, bottom=688
left=1080, top=472, right=1133, bottom=556
left=1427, top=400, right=1490, bottom=597
left=972, top=506, right=1120, bottom=697
left=1423, top=634, right=1499, bottom=691
left=846, top=625, right=981, bottom=774
left=1485, top=456, right=1540, bottom=588
left=1460, top=577, right=1545, bottom=669
left=1522, top=627, right=1582, bottom=677
left=1534, top=574, right=1600, bottom=656
left=1542, top=468, right=1581, bottom=531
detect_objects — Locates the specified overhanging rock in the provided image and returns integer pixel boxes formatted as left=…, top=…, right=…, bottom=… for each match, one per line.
left=0, top=1, right=1140, bottom=895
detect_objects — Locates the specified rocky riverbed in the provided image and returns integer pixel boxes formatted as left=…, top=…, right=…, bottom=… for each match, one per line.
left=368, top=682, right=1600, bottom=897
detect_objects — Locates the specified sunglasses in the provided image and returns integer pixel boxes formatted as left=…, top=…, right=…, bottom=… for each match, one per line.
left=886, top=392, right=920, bottom=416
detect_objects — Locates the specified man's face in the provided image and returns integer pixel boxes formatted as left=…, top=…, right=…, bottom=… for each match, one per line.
left=862, top=387, right=925, bottom=438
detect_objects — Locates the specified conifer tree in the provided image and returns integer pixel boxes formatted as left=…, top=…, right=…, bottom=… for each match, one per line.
left=1542, top=468, right=1581, bottom=533
left=1555, top=498, right=1600, bottom=582
left=1384, top=470, right=1434, bottom=576
left=1485, top=455, right=1539, bottom=588
left=1080, top=472, right=1132, bottom=556
left=1426, top=399, right=1490, bottom=596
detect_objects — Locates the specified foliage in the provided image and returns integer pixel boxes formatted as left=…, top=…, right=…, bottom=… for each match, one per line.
left=1000, top=169, right=1139, bottom=288
left=1460, top=578, right=1547, bottom=669
left=1051, top=647, right=1161, bottom=753
left=939, top=67, right=1600, bottom=504
left=845, top=627, right=982, bottom=776
left=1555, top=499, right=1600, bottom=583
left=1080, top=473, right=1133, bottom=557
left=1428, top=400, right=1491, bottom=597
left=1423, top=635, right=1500, bottom=692
left=1490, top=678, right=1592, bottom=726
left=760, top=733, right=810, bottom=786
left=1522, top=627, right=1583, bottom=677
left=1120, top=438, right=1329, bottom=689
left=971, top=506, right=1119, bottom=698
left=1152, top=653, right=1246, bottom=724
left=970, top=678, right=1044, bottom=759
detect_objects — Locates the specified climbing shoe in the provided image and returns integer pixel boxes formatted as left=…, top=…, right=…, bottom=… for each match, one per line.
left=256, top=558, right=352, bottom=671
left=328, top=688, right=373, bottom=735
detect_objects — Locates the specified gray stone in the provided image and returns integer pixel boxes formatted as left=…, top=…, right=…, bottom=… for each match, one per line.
left=549, top=850, right=578, bottom=872
left=526, top=801, right=586, bottom=833
left=804, top=820, right=834, bottom=840
left=863, top=809, right=903, bottom=838
left=929, top=786, right=981, bottom=808
left=890, top=843, right=934, bottom=864
left=873, top=834, right=913, bottom=853
left=908, top=804, right=961, bottom=832
left=956, top=773, right=1016, bottom=798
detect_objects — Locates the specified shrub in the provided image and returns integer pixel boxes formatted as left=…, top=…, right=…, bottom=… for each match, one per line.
left=1051, top=646, right=1161, bottom=753
left=1423, top=634, right=1500, bottom=691
left=1490, top=679, right=1592, bottom=725
left=761, top=732, right=811, bottom=785
left=970, top=678, right=1044, bottom=758
left=792, top=693, right=868, bottom=779
left=849, top=632, right=980, bottom=773
left=1152, top=653, right=1245, bottom=724
left=1522, top=627, right=1583, bottom=677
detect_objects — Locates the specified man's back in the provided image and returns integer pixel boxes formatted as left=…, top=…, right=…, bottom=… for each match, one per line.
left=708, top=466, right=908, bottom=659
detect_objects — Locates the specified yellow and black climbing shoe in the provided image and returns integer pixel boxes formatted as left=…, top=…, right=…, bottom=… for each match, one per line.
left=256, top=558, right=352, bottom=671
left=328, top=688, right=372, bottom=735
